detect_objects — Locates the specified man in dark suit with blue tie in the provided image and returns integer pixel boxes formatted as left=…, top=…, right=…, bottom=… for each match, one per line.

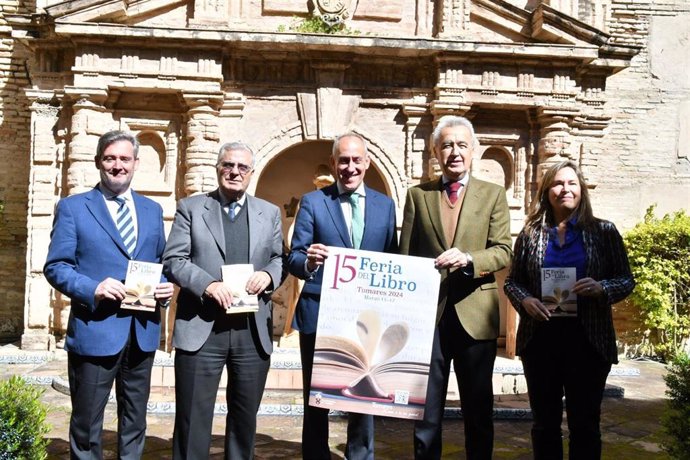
left=44, top=130, right=174, bottom=459
left=288, top=133, right=398, bottom=459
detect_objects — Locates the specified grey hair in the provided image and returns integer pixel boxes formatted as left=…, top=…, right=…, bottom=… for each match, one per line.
left=96, top=130, right=139, bottom=160
left=331, top=132, right=369, bottom=157
left=432, top=115, right=480, bottom=151
left=217, top=141, right=256, bottom=167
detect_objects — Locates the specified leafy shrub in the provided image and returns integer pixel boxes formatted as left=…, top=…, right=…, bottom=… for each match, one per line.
left=662, top=353, right=690, bottom=459
left=624, top=206, right=690, bottom=361
left=0, top=376, right=50, bottom=459
left=279, top=14, right=360, bottom=35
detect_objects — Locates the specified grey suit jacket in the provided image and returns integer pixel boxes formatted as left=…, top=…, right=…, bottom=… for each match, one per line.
left=162, top=189, right=283, bottom=355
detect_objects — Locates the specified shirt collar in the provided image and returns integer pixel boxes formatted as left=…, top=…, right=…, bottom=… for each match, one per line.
left=336, top=182, right=366, bottom=197
left=219, top=190, right=247, bottom=208
left=442, top=174, right=469, bottom=187
left=99, top=184, right=133, bottom=202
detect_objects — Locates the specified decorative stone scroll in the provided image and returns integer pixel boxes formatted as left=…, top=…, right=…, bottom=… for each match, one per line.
left=314, top=0, right=359, bottom=26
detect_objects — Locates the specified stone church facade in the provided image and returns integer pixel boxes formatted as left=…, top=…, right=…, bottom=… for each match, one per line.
left=0, top=0, right=688, bottom=352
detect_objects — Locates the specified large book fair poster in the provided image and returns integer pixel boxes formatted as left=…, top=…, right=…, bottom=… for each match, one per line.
left=311, top=247, right=440, bottom=420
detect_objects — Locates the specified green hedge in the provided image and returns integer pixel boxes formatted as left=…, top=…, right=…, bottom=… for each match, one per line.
left=624, top=206, right=690, bottom=361
left=0, top=376, right=50, bottom=460
left=663, top=353, right=690, bottom=459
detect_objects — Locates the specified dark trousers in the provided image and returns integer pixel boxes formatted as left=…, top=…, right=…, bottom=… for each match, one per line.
left=521, top=319, right=611, bottom=460
left=299, top=332, right=375, bottom=460
left=67, top=327, right=154, bottom=460
left=173, top=314, right=270, bottom=460
left=414, top=308, right=497, bottom=460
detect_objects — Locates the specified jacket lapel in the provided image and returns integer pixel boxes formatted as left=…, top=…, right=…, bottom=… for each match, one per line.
left=202, top=190, right=226, bottom=259
left=424, top=180, right=448, bottom=250
left=323, top=184, right=352, bottom=247
left=84, top=187, right=130, bottom=257
left=246, top=195, right=265, bottom=262
left=131, top=191, right=152, bottom=259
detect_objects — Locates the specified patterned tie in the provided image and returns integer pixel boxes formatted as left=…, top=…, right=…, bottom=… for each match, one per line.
left=446, top=181, right=461, bottom=205
left=347, top=193, right=364, bottom=249
left=228, top=202, right=239, bottom=220
left=114, top=197, right=136, bottom=256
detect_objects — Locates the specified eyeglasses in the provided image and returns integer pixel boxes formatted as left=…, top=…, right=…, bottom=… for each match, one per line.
left=218, top=161, right=253, bottom=175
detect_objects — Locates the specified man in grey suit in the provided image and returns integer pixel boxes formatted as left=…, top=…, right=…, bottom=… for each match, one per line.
left=162, top=141, right=283, bottom=459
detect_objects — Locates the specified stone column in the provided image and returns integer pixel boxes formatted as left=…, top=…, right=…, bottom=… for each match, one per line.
left=63, top=88, right=112, bottom=195
left=535, top=106, right=578, bottom=178
left=182, top=94, right=224, bottom=195
left=21, top=90, right=64, bottom=350
left=402, top=102, right=432, bottom=182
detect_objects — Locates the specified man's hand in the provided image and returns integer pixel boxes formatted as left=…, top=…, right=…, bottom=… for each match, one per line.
left=154, top=282, right=175, bottom=304
left=306, top=243, right=330, bottom=272
left=434, top=248, right=471, bottom=269
left=204, top=281, right=235, bottom=309
left=94, top=277, right=127, bottom=304
left=521, top=296, right=551, bottom=321
left=246, top=271, right=271, bottom=295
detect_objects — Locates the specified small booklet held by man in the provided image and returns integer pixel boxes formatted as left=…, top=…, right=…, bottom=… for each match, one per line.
left=122, top=261, right=163, bottom=312
left=221, top=264, right=259, bottom=314
left=541, top=267, right=577, bottom=316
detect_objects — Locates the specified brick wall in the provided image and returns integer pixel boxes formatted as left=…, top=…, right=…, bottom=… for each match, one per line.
left=0, top=0, right=32, bottom=340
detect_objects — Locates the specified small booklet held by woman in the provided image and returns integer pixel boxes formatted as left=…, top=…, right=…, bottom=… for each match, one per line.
left=541, top=267, right=577, bottom=316
left=221, top=264, right=259, bottom=314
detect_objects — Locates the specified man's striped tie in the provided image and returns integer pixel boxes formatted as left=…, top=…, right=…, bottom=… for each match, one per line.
left=114, top=197, right=136, bottom=256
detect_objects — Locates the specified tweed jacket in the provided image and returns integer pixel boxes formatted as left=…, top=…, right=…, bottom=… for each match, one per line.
left=399, top=177, right=513, bottom=339
left=504, top=219, right=635, bottom=363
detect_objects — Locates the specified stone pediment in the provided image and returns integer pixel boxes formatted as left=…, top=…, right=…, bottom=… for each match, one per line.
left=45, top=0, right=189, bottom=25
left=468, top=0, right=609, bottom=48
left=44, top=0, right=609, bottom=49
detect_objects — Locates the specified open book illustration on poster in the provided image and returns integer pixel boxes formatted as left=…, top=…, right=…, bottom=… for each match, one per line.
left=122, top=261, right=162, bottom=312
left=312, top=309, right=429, bottom=404
left=221, top=264, right=259, bottom=314
left=541, top=267, right=577, bottom=316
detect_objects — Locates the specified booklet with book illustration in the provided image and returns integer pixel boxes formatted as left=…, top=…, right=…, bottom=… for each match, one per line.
left=541, top=267, right=577, bottom=316
left=313, top=310, right=429, bottom=406
left=122, top=260, right=162, bottom=312
left=221, top=264, right=259, bottom=314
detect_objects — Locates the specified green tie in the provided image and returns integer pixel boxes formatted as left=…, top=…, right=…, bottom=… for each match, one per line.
left=347, top=193, right=364, bottom=249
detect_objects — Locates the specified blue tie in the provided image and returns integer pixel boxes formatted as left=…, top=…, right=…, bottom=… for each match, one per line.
left=114, top=197, right=136, bottom=256
left=228, top=202, right=240, bottom=220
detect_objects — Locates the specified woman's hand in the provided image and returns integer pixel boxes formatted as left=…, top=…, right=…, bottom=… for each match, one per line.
left=521, top=296, right=551, bottom=321
left=572, top=277, right=603, bottom=298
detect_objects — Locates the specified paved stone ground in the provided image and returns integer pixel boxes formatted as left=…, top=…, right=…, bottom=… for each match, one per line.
left=1, top=349, right=671, bottom=459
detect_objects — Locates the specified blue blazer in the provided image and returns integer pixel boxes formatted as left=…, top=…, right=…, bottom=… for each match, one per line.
left=288, top=183, right=398, bottom=334
left=44, top=186, right=167, bottom=356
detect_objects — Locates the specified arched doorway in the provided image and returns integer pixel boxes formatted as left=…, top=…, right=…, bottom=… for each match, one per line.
left=254, top=139, right=389, bottom=242
left=253, top=139, right=390, bottom=341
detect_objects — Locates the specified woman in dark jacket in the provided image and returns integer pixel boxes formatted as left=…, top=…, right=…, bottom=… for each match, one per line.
left=504, top=160, right=635, bottom=460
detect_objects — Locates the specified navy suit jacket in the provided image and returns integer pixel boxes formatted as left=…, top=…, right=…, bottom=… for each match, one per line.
left=288, top=183, right=398, bottom=334
left=44, top=186, right=167, bottom=356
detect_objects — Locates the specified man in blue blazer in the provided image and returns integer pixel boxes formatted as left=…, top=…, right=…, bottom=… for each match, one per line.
left=288, top=133, right=398, bottom=459
left=44, top=130, right=173, bottom=460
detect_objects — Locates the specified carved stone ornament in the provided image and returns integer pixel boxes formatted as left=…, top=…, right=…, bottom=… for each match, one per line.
left=315, top=0, right=359, bottom=26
